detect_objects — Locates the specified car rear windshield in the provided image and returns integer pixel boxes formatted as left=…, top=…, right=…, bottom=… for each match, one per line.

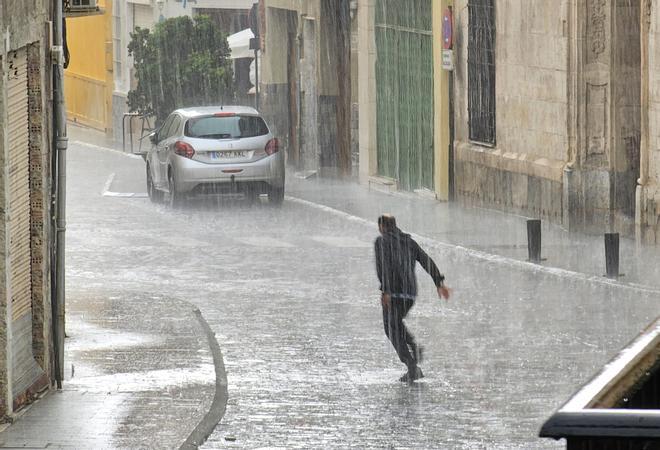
left=185, top=115, right=269, bottom=139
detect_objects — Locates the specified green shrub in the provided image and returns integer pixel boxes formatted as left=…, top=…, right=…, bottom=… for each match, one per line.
left=127, top=15, right=234, bottom=124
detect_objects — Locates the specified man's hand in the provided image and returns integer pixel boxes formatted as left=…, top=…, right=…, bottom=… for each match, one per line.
left=438, top=285, right=451, bottom=300
left=381, top=292, right=391, bottom=308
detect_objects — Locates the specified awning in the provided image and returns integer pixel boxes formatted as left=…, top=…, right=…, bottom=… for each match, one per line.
left=227, top=28, right=255, bottom=60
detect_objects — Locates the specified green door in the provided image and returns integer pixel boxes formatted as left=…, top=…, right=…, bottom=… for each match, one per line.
left=376, top=0, right=434, bottom=191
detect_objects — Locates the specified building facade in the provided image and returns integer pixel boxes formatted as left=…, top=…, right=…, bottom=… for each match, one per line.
left=448, top=0, right=660, bottom=238
left=64, top=0, right=114, bottom=133
left=357, top=0, right=660, bottom=241
left=451, top=0, right=641, bottom=236
left=357, top=0, right=452, bottom=199
left=259, top=0, right=356, bottom=176
left=0, top=0, right=56, bottom=417
left=640, top=0, right=660, bottom=242
left=452, top=0, right=571, bottom=223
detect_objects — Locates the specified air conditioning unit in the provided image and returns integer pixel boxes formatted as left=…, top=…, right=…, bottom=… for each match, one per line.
left=68, top=0, right=98, bottom=10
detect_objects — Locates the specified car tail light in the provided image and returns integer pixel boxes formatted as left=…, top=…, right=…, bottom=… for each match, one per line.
left=214, top=112, right=236, bottom=117
left=174, top=141, right=195, bottom=159
left=265, top=138, right=279, bottom=156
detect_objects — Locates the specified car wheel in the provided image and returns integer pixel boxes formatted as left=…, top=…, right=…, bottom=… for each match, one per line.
left=268, top=186, right=284, bottom=206
left=168, top=171, right=184, bottom=209
left=146, top=165, right=163, bottom=203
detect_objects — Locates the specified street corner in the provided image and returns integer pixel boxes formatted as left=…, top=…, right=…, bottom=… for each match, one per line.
left=62, top=289, right=219, bottom=448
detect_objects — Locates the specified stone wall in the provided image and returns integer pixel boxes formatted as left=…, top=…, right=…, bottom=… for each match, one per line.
left=453, top=0, right=569, bottom=221
left=0, top=0, right=53, bottom=417
left=318, top=95, right=338, bottom=170
left=0, top=15, right=7, bottom=412
left=2, top=0, right=48, bottom=49
left=358, top=0, right=377, bottom=183
left=260, top=4, right=299, bottom=166
left=640, top=0, right=660, bottom=241
left=260, top=83, right=290, bottom=148
left=453, top=0, right=644, bottom=235
left=561, top=0, right=642, bottom=235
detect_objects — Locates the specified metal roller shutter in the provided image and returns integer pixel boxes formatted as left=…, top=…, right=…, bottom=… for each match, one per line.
left=9, top=44, right=47, bottom=407
left=132, top=3, right=153, bottom=31
left=375, top=0, right=434, bottom=192
left=8, top=47, right=32, bottom=322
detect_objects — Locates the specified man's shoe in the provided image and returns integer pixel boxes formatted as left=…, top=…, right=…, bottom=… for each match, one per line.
left=399, top=367, right=424, bottom=383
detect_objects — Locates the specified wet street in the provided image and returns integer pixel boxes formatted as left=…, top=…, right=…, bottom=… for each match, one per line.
left=66, top=138, right=659, bottom=449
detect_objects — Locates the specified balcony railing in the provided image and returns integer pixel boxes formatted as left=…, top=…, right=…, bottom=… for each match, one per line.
left=540, top=317, right=660, bottom=449
left=64, top=0, right=103, bottom=18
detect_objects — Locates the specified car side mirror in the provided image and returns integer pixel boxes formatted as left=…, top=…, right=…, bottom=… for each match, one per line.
left=149, top=132, right=158, bottom=144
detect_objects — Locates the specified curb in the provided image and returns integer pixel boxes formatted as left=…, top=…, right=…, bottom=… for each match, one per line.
left=180, top=309, right=228, bottom=450
left=285, top=195, right=660, bottom=295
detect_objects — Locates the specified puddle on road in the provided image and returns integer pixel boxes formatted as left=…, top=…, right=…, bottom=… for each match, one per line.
left=66, top=364, right=215, bottom=393
left=65, top=320, right=159, bottom=352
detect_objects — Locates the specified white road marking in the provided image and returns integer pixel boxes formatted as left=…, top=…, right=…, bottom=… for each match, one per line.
left=311, top=236, right=371, bottom=248
left=102, top=172, right=115, bottom=195
left=71, top=140, right=144, bottom=159
left=104, top=191, right=148, bottom=198
left=239, top=237, right=295, bottom=248
left=285, top=195, right=660, bottom=294
left=101, top=173, right=148, bottom=198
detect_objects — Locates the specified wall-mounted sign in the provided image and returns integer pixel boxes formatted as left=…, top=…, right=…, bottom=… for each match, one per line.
left=442, top=7, right=453, bottom=50
left=442, top=49, right=454, bottom=71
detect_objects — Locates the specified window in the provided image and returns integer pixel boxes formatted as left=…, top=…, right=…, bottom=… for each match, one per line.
left=186, top=115, right=269, bottom=139
left=112, top=0, right=123, bottom=90
left=168, top=116, right=182, bottom=139
left=468, top=0, right=496, bottom=145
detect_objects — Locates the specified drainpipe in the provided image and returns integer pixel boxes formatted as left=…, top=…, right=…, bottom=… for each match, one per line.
left=52, top=0, right=67, bottom=388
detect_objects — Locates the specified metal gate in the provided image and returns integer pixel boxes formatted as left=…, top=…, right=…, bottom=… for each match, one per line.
left=375, top=0, right=434, bottom=191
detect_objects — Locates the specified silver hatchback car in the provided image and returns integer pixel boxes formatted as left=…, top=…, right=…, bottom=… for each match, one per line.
left=145, top=106, right=285, bottom=206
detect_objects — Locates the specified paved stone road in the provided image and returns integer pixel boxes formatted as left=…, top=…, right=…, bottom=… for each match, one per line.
left=17, top=137, right=658, bottom=449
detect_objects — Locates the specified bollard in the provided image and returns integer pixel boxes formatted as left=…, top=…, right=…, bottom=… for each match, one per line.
left=604, top=233, right=620, bottom=278
left=527, top=219, right=542, bottom=263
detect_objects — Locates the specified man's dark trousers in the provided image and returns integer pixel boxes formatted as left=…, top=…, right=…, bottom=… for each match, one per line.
left=382, top=297, right=418, bottom=370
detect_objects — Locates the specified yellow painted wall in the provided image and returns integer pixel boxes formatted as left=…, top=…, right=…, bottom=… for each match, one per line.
left=64, top=0, right=113, bottom=132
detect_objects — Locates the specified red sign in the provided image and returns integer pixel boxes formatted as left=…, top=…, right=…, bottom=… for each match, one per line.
left=442, top=8, right=453, bottom=50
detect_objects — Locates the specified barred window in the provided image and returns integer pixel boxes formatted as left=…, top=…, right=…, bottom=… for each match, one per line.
left=468, top=0, right=496, bottom=145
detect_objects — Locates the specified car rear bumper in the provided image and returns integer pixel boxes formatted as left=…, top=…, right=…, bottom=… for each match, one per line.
left=172, top=152, right=285, bottom=193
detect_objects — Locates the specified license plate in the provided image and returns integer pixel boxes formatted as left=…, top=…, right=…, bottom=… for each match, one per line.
left=210, top=151, right=246, bottom=159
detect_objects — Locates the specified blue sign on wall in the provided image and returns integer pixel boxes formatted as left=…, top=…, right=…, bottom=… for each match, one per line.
left=175, top=0, right=197, bottom=8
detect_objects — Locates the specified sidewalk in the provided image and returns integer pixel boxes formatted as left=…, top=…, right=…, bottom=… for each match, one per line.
left=0, top=288, right=217, bottom=449
left=286, top=176, right=660, bottom=291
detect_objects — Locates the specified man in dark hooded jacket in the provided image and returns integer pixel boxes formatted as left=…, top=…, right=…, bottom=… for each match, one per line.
left=375, top=214, right=450, bottom=382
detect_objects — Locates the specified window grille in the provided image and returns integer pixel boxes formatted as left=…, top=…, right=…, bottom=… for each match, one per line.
left=112, top=0, right=123, bottom=89
left=467, top=0, right=496, bottom=145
